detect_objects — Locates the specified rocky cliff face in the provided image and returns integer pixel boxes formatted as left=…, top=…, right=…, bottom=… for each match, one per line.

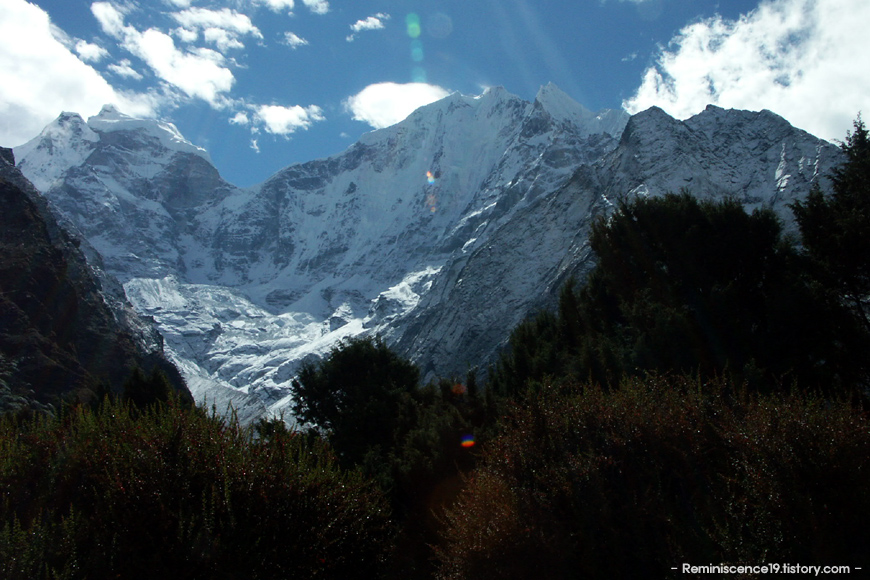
left=0, top=148, right=190, bottom=413
left=13, top=85, right=841, bottom=420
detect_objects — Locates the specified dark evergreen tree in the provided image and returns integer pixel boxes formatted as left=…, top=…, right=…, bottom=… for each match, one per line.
left=491, top=191, right=868, bottom=397
left=792, top=116, right=870, bottom=333
left=290, top=336, right=420, bottom=470
left=121, top=367, right=173, bottom=409
left=586, top=191, right=866, bottom=393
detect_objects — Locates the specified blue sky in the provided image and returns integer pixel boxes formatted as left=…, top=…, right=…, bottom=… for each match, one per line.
left=1, top=0, right=868, bottom=187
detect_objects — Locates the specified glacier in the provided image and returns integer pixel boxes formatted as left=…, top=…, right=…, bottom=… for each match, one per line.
left=12, top=84, right=842, bottom=422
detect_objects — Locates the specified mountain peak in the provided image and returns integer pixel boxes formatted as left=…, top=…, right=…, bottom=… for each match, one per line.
left=26, top=110, right=99, bottom=146
left=87, top=105, right=211, bottom=161
left=534, top=82, right=584, bottom=110
left=534, top=83, right=629, bottom=138
left=13, top=111, right=100, bottom=191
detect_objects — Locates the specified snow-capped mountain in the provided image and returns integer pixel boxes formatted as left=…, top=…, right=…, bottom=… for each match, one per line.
left=12, top=85, right=841, bottom=421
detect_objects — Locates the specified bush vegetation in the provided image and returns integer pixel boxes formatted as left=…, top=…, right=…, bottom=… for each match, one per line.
left=0, top=395, right=391, bottom=580
left=434, top=377, right=870, bottom=579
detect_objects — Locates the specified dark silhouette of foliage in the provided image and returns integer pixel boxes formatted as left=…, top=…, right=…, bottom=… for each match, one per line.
left=793, top=116, right=870, bottom=334
left=290, top=336, right=421, bottom=471
left=436, top=376, right=870, bottom=579
left=290, top=337, right=491, bottom=578
left=491, top=191, right=868, bottom=398
left=0, top=397, right=391, bottom=580
left=121, top=366, right=173, bottom=409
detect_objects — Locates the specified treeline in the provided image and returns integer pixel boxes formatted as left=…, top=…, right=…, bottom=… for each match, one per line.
left=490, top=154, right=870, bottom=397
left=1, top=119, right=869, bottom=578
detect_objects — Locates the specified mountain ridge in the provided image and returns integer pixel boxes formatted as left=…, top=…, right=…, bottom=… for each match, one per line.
left=11, top=85, right=841, bottom=420
left=0, top=147, right=191, bottom=412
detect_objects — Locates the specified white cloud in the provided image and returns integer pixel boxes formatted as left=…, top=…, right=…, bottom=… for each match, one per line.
left=203, top=27, right=245, bottom=51
left=170, top=8, right=262, bottom=52
left=301, top=0, right=329, bottom=14
left=344, top=82, right=450, bottom=129
left=229, top=111, right=250, bottom=125
left=0, top=0, right=154, bottom=147
left=255, top=0, right=295, bottom=13
left=75, top=39, right=109, bottom=62
left=173, top=27, right=198, bottom=43
left=108, top=59, right=143, bottom=80
left=253, top=0, right=329, bottom=14
left=346, top=13, right=390, bottom=42
left=135, top=33, right=235, bottom=105
left=171, top=8, right=261, bottom=38
left=623, top=0, right=870, bottom=142
left=254, top=104, right=325, bottom=135
left=92, top=2, right=236, bottom=107
left=91, top=1, right=127, bottom=39
left=282, top=32, right=308, bottom=49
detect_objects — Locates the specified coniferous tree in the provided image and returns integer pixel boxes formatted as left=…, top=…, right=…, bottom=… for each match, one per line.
left=290, top=336, right=419, bottom=470
left=491, top=191, right=867, bottom=397
left=121, top=367, right=172, bottom=409
left=792, top=116, right=870, bottom=333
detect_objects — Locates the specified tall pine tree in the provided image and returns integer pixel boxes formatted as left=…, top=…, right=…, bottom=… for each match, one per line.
left=792, top=116, right=870, bottom=333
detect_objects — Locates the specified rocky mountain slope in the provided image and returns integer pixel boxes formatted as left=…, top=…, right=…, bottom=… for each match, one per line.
left=0, top=149, right=190, bottom=413
left=12, top=85, right=842, bottom=421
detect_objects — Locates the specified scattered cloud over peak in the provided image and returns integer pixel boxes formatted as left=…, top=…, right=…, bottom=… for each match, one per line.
left=253, top=0, right=329, bottom=15
left=0, top=0, right=155, bottom=146
left=254, top=104, right=325, bottom=135
left=228, top=101, right=326, bottom=140
left=108, top=59, right=143, bottom=80
left=344, top=82, right=450, bottom=129
left=282, top=32, right=309, bottom=49
left=346, top=13, right=390, bottom=42
left=170, top=8, right=263, bottom=52
left=623, top=0, right=870, bottom=142
left=91, top=1, right=236, bottom=108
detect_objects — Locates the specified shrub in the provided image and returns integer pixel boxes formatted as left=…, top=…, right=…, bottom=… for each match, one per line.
left=435, top=376, right=870, bottom=579
left=0, top=397, right=392, bottom=580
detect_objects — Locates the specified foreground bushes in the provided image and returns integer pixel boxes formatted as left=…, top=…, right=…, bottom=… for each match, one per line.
left=0, top=398, right=392, bottom=580
left=435, top=376, right=870, bottom=579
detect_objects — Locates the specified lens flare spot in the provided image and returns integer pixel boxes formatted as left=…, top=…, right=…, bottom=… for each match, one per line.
left=451, top=383, right=466, bottom=396
left=461, top=434, right=475, bottom=448
left=411, top=42, right=424, bottom=62
left=427, top=12, right=453, bottom=39
left=406, top=13, right=421, bottom=38
left=411, top=67, right=427, bottom=82
left=426, top=170, right=436, bottom=184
